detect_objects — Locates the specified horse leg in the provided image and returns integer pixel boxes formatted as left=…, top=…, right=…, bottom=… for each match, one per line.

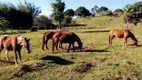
left=45, top=39, right=49, bottom=49
left=0, top=46, right=4, bottom=58
left=18, top=50, right=21, bottom=63
left=72, top=43, right=75, bottom=52
left=59, top=41, right=63, bottom=49
left=14, top=50, right=18, bottom=64
left=67, top=43, right=71, bottom=52
left=52, top=39, right=56, bottom=53
left=55, top=40, right=59, bottom=50
left=109, top=35, right=114, bottom=46
left=124, top=37, right=128, bottom=47
left=5, top=49, right=10, bottom=62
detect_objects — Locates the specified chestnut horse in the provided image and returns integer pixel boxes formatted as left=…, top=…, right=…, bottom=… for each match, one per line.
left=0, top=35, right=31, bottom=63
left=52, top=31, right=83, bottom=53
left=109, top=29, right=138, bottom=47
left=41, top=31, right=57, bottom=50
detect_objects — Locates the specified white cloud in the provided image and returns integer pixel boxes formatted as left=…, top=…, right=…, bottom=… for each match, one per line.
left=39, top=10, right=52, bottom=17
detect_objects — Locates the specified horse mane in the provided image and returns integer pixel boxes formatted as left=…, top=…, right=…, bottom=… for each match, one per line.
left=129, top=31, right=137, bottom=42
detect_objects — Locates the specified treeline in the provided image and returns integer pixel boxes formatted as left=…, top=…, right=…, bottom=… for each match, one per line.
left=0, top=1, right=41, bottom=30
left=0, top=0, right=142, bottom=31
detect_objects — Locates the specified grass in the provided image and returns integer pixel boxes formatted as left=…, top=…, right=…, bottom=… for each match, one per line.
left=0, top=16, right=142, bottom=80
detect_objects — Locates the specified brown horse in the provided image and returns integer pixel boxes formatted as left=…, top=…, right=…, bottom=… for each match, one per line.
left=0, top=35, right=31, bottom=63
left=41, top=30, right=69, bottom=50
left=52, top=31, right=83, bottom=53
left=41, top=31, right=57, bottom=50
left=109, top=29, right=138, bottom=47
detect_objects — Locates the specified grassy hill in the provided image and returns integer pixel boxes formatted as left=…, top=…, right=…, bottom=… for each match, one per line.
left=0, top=16, right=142, bottom=80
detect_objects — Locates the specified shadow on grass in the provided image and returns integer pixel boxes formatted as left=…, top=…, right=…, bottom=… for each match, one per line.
left=0, top=59, right=15, bottom=64
left=83, top=49, right=109, bottom=52
left=81, top=30, right=109, bottom=33
left=40, top=56, right=74, bottom=65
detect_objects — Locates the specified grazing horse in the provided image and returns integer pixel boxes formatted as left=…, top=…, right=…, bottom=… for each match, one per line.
left=109, top=29, right=138, bottom=47
left=52, top=31, right=83, bottom=53
left=0, top=35, right=31, bottom=63
left=42, top=31, right=57, bottom=50
left=41, top=30, right=67, bottom=50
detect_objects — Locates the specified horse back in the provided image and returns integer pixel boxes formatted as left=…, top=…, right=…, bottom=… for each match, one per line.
left=1, top=35, right=18, bottom=49
left=109, top=29, right=126, bottom=38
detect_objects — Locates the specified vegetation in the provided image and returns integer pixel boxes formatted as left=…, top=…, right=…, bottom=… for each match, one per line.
left=0, top=1, right=41, bottom=30
left=51, top=0, right=65, bottom=29
left=0, top=1, right=142, bottom=79
left=75, top=6, right=91, bottom=17
left=0, top=16, right=142, bottom=80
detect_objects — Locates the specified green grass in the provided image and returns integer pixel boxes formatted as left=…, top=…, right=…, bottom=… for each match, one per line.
left=0, top=16, right=142, bottom=80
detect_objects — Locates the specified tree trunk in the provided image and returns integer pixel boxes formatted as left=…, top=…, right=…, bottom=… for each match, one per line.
left=58, top=21, right=62, bottom=29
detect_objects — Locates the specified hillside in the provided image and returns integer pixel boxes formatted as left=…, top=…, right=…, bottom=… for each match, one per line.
left=0, top=16, right=142, bottom=80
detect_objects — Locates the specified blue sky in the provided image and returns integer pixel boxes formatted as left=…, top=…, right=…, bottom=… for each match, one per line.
left=2, top=0, right=142, bottom=16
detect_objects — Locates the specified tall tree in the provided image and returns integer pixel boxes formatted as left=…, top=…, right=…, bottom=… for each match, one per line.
left=17, top=1, right=41, bottom=29
left=51, top=0, right=65, bottom=29
left=123, top=4, right=135, bottom=28
left=75, top=6, right=91, bottom=17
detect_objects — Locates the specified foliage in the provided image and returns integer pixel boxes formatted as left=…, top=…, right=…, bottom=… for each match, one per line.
left=51, top=0, right=65, bottom=29
left=64, top=9, right=75, bottom=17
left=0, top=17, right=9, bottom=31
left=34, top=15, right=52, bottom=29
left=103, top=10, right=113, bottom=16
left=114, top=8, right=123, bottom=13
left=62, top=16, right=72, bottom=26
left=123, top=2, right=142, bottom=27
left=97, top=6, right=108, bottom=13
left=75, top=6, right=91, bottom=17
left=0, top=1, right=41, bottom=30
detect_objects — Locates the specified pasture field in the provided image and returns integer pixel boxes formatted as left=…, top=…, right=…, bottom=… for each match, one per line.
left=0, top=16, right=142, bottom=80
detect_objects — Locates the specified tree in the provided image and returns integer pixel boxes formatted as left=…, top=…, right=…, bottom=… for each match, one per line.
left=104, top=10, right=113, bottom=16
left=123, top=4, right=135, bottom=27
left=114, top=9, right=123, bottom=13
left=51, top=0, right=65, bottom=29
left=0, top=1, right=41, bottom=30
left=64, top=9, right=75, bottom=17
left=75, top=6, right=91, bottom=17
left=34, top=15, right=52, bottom=29
left=91, top=5, right=98, bottom=16
left=17, top=1, right=41, bottom=29
left=97, top=6, right=108, bottom=13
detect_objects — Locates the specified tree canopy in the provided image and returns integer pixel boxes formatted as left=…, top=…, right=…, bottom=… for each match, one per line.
left=75, top=6, right=91, bottom=17
left=51, top=0, right=65, bottom=29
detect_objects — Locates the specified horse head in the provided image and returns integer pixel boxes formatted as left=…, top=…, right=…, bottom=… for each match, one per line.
left=79, top=42, right=83, bottom=51
left=133, top=39, right=138, bottom=46
left=18, top=36, right=31, bottom=53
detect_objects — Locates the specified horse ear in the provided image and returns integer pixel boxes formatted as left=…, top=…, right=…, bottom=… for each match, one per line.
left=28, top=38, right=30, bottom=41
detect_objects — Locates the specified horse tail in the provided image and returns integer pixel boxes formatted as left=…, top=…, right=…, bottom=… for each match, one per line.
left=41, top=32, right=46, bottom=50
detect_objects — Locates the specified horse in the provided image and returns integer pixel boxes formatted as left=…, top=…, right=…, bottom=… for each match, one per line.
left=41, top=30, right=69, bottom=50
left=52, top=31, right=83, bottom=53
left=109, top=29, right=138, bottom=47
left=41, top=31, right=57, bottom=50
left=0, top=35, right=31, bottom=64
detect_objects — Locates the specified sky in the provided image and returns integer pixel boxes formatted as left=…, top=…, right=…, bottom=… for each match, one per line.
left=1, top=0, right=142, bottom=17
